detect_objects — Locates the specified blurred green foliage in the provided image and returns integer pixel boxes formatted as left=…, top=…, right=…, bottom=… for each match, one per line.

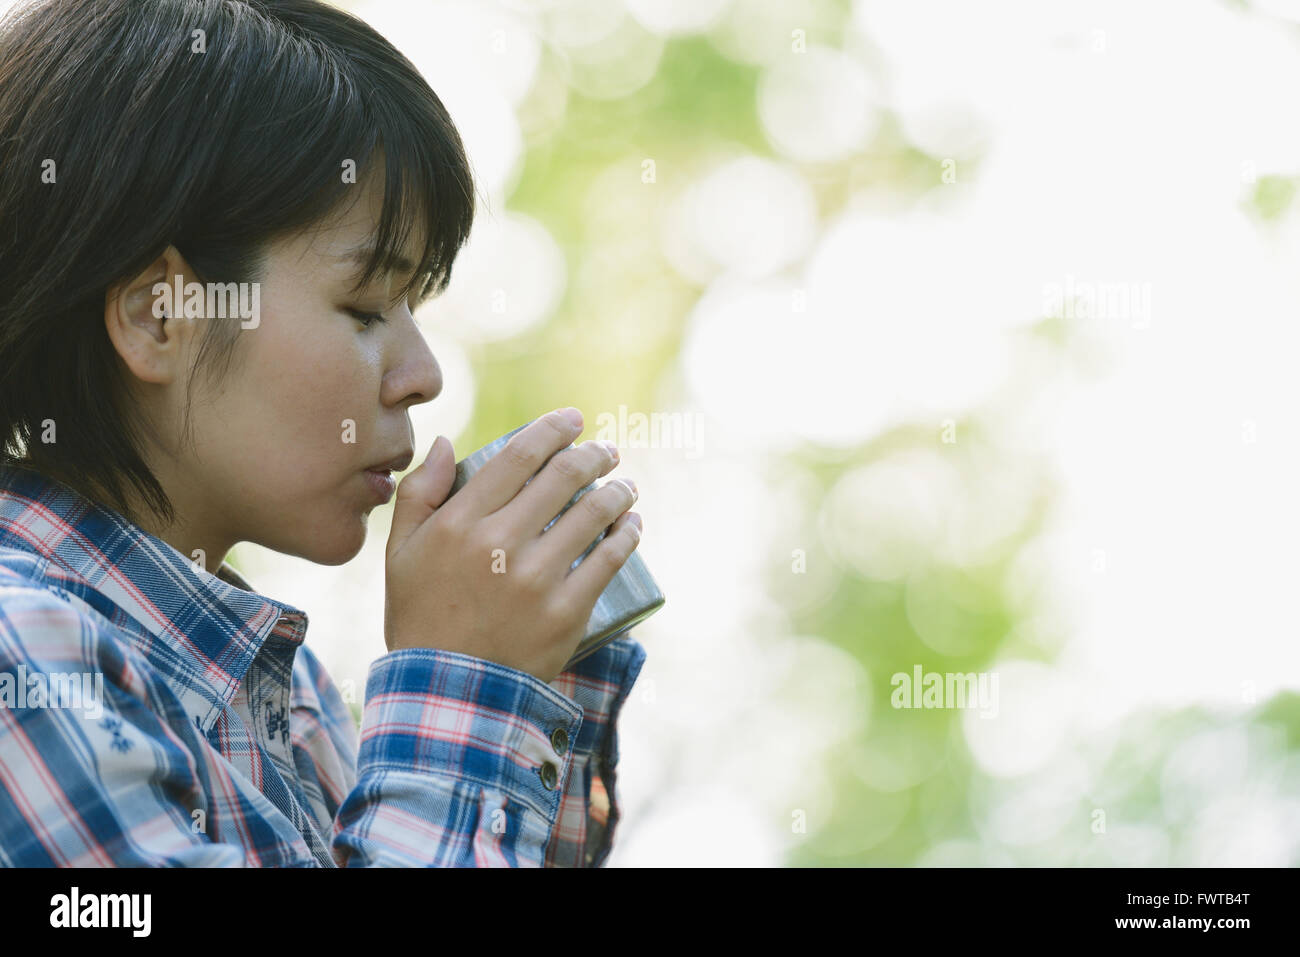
left=373, top=2, right=1300, bottom=866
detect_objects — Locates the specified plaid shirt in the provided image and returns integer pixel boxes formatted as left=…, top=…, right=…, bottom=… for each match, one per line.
left=0, top=463, right=646, bottom=867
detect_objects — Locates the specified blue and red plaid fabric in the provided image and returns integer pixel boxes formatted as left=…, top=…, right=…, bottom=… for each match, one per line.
left=0, top=463, right=646, bottom=867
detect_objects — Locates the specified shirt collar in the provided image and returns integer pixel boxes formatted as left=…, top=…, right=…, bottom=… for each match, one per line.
left=0, top=463, right=308, bottom=733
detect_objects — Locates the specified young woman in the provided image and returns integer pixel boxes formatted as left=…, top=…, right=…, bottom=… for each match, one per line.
left=0, top=0, right=646, bottom=867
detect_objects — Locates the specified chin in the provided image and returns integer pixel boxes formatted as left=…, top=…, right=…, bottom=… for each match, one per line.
left=292, top=517, right=369, bottom=566
left=312, top=531, right=368, bottom=565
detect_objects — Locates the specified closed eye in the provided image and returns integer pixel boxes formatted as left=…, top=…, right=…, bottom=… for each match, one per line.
left=346, top=308, right=387, bottom=327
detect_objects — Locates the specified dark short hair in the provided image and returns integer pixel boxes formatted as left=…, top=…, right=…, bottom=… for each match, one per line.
left=0, top=0, right=476, bottom=526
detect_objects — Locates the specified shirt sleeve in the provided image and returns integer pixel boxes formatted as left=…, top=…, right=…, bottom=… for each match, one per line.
left=0, top=587, right=273, bottom=867
left=1, top=579, right=649, bottom=868
left=544, top=633, right=647, bottom=867
left=329, top=633, right=646, bottom=867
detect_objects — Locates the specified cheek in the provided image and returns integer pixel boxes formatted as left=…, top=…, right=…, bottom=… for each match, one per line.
left=257, top=341, right=381, bottom=464
left=225, top=307, right=379, bottom=463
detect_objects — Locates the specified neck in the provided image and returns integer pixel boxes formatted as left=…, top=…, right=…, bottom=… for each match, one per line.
left=17, top=458, right=233, bottom=573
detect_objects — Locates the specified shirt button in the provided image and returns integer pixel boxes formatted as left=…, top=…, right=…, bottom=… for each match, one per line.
left=539, top=762, right=559, bottom=790
left=550, top=727, right=569, bottom=756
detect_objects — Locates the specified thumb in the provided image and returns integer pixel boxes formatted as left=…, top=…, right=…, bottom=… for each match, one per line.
left=389, top=435, right=455, bottom=552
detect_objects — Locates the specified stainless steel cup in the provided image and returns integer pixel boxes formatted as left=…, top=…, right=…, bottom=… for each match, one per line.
left=446, top=419, right=665, bottom=671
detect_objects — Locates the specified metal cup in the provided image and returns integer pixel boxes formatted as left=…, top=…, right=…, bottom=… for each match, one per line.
left=446, top=418, right=665, bottom=672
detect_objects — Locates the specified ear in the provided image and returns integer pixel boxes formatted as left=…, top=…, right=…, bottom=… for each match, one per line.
left=104, top=244, right=198, bottom=386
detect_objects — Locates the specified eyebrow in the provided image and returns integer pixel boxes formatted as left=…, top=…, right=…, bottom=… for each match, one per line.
left=335, top=244, right=418, bottom=283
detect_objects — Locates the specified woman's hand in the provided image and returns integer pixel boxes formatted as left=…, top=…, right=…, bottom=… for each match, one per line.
left=383, top=408, right=643, bottom=684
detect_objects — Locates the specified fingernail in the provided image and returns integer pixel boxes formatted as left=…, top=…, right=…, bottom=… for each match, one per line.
left=628, top=513, right=643, bottom=531
left=620, top=478, right=637, bottom=499
left=558, top=407, right=583, bottom=428
left=600, top=439, right=619, bottom=463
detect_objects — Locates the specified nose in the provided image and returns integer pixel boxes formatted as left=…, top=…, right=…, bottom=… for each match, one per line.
left=384, top=316, right=443, bottom=408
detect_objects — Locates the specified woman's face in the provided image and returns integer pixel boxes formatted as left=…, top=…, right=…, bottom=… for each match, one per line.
left=107, top=175, right=443, bottom=569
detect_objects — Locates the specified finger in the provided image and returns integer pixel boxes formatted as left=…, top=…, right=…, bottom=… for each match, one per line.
left=456, top=409, right=583, bottom=518
left=539, top=475, right=637, bottom=568
left=502, top=439, right=619, bottom=540
left=560, top=509, right=642, bottom=612
left=389, top=435, right=455, bottom=555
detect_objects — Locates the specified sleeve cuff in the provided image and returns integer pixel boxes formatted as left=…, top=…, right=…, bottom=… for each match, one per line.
left=358, top=647, right=586, bottom=820
left=549, top=633, right=647, bottom=764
